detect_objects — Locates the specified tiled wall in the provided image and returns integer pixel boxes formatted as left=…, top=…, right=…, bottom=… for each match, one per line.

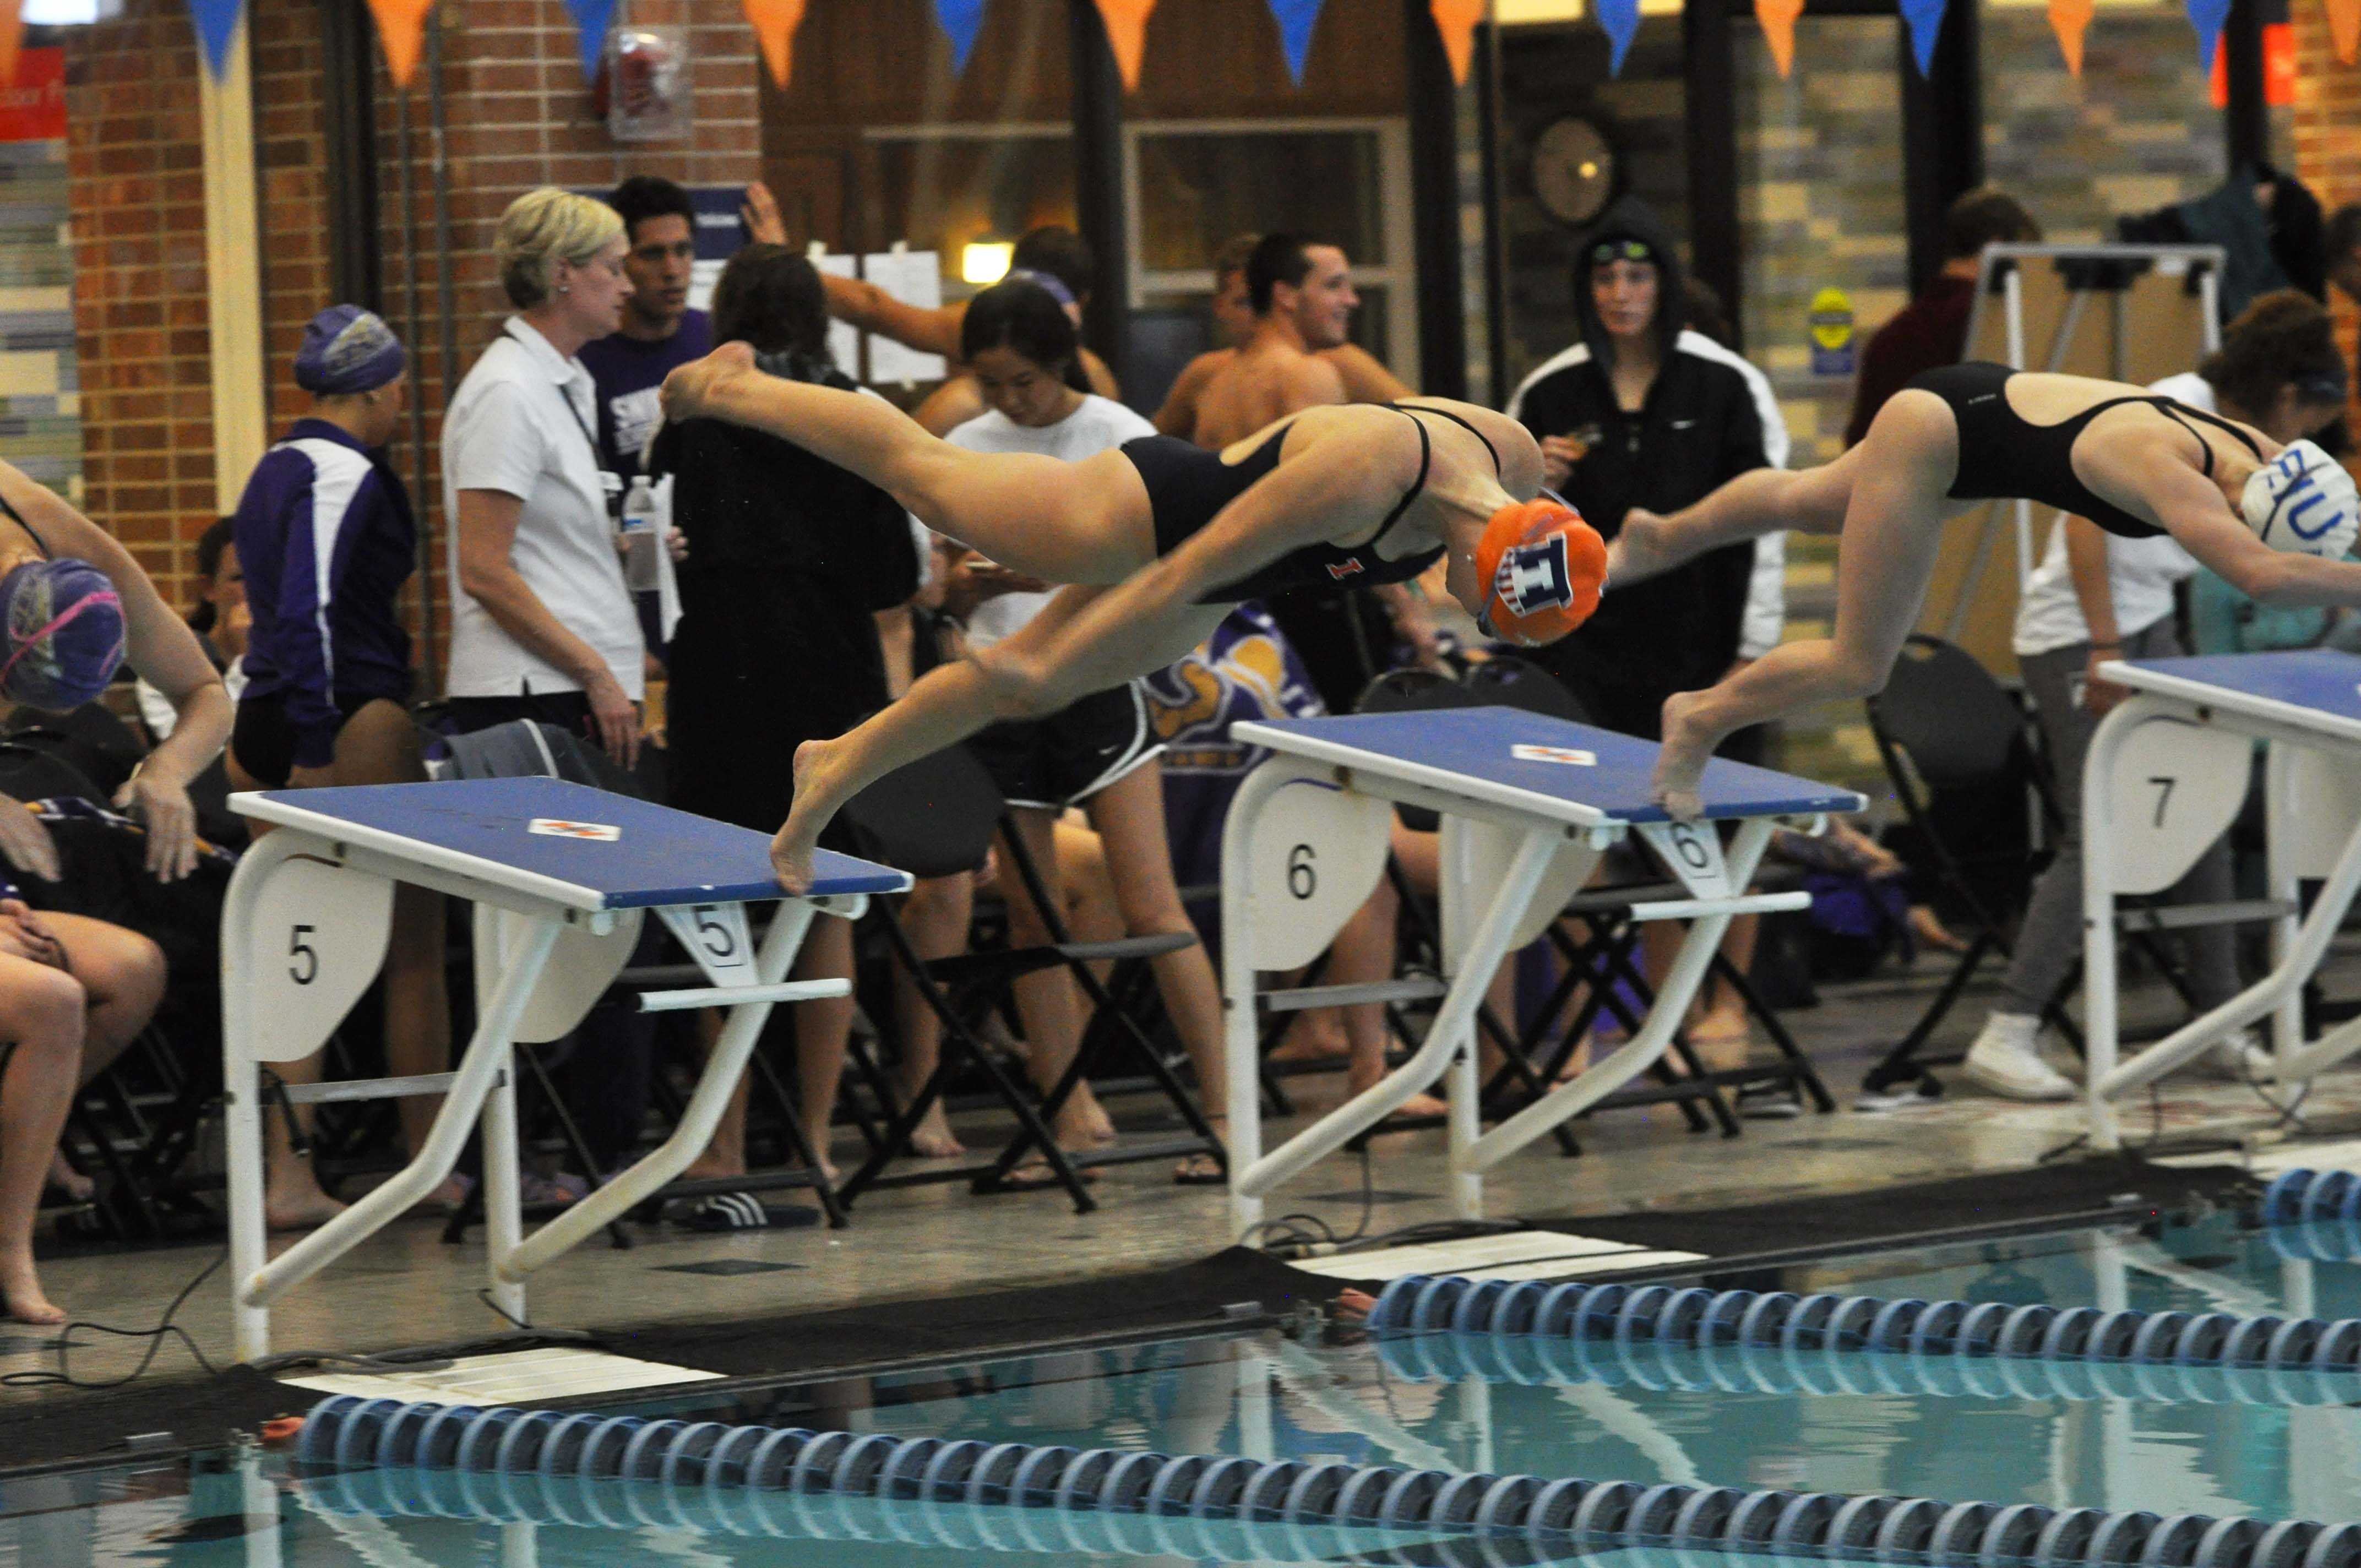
left=0, top=132, right=80, bottom=500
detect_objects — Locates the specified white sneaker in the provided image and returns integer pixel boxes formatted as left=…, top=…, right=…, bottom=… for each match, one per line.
left=2200, top=1028, right=2276, bottom=1083
left=1960, top=1014, right=2077, bottom=1101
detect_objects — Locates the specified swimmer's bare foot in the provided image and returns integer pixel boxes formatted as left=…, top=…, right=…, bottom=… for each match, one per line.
left=1, top=1255, right=64, bottom=1326
left=772, top=738, right=841, bottom=894
left=1606, top=508, right=1682, bottom=587
left=660, top=341, right=758, bottom=424
left=1652, top=691, right=1715, bottom=823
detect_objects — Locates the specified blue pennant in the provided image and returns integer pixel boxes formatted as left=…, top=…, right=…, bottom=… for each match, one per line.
left=186, top=0, right=242, bottom=78
left=1269, top=0, right=1323, bottom=84
left=2185, top=0, right=2231, bottom=67
left=1898, top=0, right=1947, bottom=73
left=563, top=0, right=616, bottom=83
left=936, top=0, right=987, bottom=73
left=1595, top=0, right=1639, bottom=74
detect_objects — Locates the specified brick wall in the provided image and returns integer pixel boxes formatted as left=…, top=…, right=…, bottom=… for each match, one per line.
left=2291, top=0, right=2361, bottom=440
left=64, top=0, right=759, bottom=672
left=372, top=0, right=761, bottom=683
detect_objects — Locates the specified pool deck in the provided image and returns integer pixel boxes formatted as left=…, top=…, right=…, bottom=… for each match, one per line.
left=7, top=937, right=2359, bottom=1441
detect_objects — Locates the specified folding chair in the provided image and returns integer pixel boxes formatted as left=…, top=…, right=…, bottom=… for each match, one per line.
left=1857, top=636, right=2201, bottom=1098
left=833, top=744, right=1220, bottom=1214
left=6, top=701, right=144, bottom=796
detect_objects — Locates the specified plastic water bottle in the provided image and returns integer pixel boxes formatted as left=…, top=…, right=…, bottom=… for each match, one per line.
left=621, top=475, right=660, bottom=593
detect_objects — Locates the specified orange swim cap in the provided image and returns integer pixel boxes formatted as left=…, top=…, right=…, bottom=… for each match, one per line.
left=1475, top=498, right=1607, bottom=646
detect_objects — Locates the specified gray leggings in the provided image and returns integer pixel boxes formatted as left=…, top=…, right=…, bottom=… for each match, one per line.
left=2000, top=619, right=2239, bottom=1017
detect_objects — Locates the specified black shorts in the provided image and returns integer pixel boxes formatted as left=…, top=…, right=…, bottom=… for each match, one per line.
left=967, top=682, right=1160, bottom=811
left=230, top=689, right=384, bottom=788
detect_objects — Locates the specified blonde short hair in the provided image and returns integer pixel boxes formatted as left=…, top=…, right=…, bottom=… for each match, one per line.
left=494, top=187, right=625, bottom=309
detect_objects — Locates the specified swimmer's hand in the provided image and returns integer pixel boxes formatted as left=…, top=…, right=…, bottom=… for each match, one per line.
left=661, top=342, right=759, bottom=426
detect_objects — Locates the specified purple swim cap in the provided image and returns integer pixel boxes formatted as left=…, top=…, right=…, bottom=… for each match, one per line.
left=0, top=559, right=126, bottom=711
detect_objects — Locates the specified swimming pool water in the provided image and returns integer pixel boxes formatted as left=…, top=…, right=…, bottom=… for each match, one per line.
left=10, top=1209, right=2358, bottom=1566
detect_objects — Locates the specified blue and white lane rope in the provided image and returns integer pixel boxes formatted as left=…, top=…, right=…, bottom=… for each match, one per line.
left=296, top=1395, right=2360, bottom=1568
left=1372, top=1325, right=2361, bottom=1407
left=1365, top=1275, right=2361, bottom=1372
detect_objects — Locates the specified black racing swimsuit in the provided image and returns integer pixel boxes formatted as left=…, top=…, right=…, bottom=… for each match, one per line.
left=1911, top=361, right=2262, bottom=540
left=1121, top=404, right=1496, bottom=603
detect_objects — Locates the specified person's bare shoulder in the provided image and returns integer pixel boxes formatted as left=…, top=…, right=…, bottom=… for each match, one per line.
left=915, top=375, right=986, bottom=437
left=1154, top=351, right=1227, bottom=437
left=1279, top=352, right=1350, bottom=407
left=1319, top=342, right=1412, bottom=404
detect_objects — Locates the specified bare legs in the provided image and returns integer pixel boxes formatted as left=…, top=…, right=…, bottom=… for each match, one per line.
left=890, top=874, right=973, bottom=1158
left=245, top=700, right=453, bottom=1227
left=684, top=914, right=856, bottom=1189
left=1644, top=396, right=1960, bottom=816
left=776, top=593, right=1228, bottom=891
left=0, top=954, right=81, bottom=1324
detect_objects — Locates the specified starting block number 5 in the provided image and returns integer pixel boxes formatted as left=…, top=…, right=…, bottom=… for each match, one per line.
left=1245, top=764, right=1394, bottom=971
left=659, top=902, right=757, bottom=988
left=248, top=856, right=394, bottom=1063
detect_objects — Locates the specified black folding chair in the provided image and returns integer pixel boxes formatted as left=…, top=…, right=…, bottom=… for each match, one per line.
left=7, top=701, right=144, bottom=796
left=834, top=744, right=1222, bottom=1213
left=1857, top=636, right=2198, bottom=1098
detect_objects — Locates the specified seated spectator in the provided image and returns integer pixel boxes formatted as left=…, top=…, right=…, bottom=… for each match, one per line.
left=225, top=306, right=449, bottom=1226
left=1, top=896, right=165, bottom=1324
left=135, top=517, right=247, bottom=743
left=647, top=242, right=923, bottom=1226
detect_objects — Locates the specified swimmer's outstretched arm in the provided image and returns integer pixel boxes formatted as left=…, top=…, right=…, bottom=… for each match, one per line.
left=2128, top=459, right=2361, bottom=608
left=770, top=433, right=1415, bottom=891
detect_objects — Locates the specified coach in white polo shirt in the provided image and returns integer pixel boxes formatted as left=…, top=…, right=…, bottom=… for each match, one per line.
left=444, top=186, right=646, bottom=766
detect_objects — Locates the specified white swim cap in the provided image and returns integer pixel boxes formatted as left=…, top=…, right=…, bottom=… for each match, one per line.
left=2240, top=439, right=2359, bottom=560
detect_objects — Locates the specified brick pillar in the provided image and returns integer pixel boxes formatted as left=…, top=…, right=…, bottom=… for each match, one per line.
left=2292, top=0, right=2361, bottom=440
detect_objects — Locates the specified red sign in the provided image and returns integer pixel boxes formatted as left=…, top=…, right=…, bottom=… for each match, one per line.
left=0, top=50, right=67, bottom=143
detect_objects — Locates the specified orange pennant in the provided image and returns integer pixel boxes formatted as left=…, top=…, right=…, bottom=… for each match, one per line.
left=2328, top=0, right=2361, bottom=63
left=1429, top=0, right=1485, bottom=84
left=1091, top=0, right=1156, bottom=89
left=365, top=0, right=433, bottom=89
left=0, top=0, right=21, bottom=85
left=1755, top=0, right=1803, bottom=75
left=743, top=0, right=808, bottom=88
left=2047, top=0, right=2093, bottom=72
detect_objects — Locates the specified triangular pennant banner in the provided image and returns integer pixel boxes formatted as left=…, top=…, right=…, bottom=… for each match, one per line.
left=1091, top=0, right=1155, bottom=90
left=187, top=0, right=242, bottom=78
left=743, top=0, right=808, bottom=86
left=365, top=0, right=433, bottom=88
left=1755, top=0, right=1802, bottom=75
left=1595, top=0, right=1638, bottom=73
left=1268, top=0, right=1322, bottom=82
left=0, top=0, right=21, bottom=84
left=2325, top=0, right=2360, bottom=61
left=1898, top=0, right=1946, bottom=72
left=562, top=0, right=613, bottom=81
left=2047, top=0, right=2093, bottom=73
left=1429, top=0, right=1484, bottom=83
left=935, top=0, right=986, bottom=73
left=2185, top=0, right=2230, bottom=68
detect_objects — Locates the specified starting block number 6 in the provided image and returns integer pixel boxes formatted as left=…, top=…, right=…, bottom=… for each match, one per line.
left=1245, top=763, right=1394, bottom=971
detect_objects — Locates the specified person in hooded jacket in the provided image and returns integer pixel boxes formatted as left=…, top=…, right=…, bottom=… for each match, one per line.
left=1505, top=199, right=1789, bottom=1062
left=1506, top=198, right=1787, bottom=755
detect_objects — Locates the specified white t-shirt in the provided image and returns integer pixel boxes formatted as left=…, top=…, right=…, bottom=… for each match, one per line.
left=2011, top=371, right=2206, bottom=658
left=442, top=317, right=646, bottom=700
left=940, top=395, right=1155, bottom=649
